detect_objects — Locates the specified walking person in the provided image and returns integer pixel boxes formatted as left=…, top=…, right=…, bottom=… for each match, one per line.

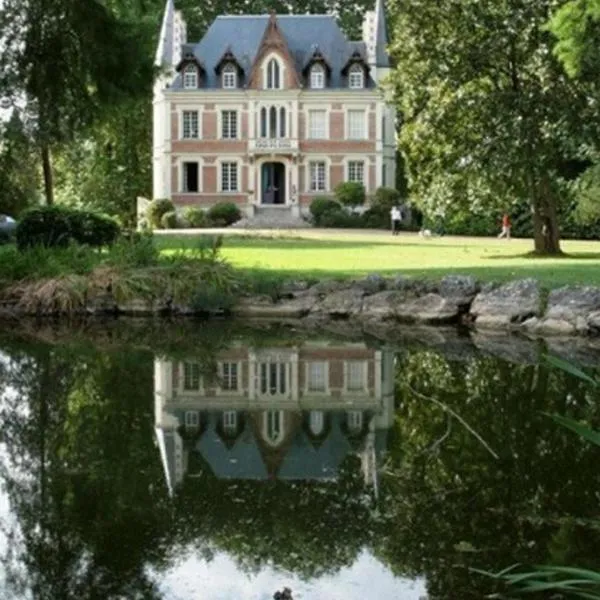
left=498, top=213, right=511, bottom=239
left=390, top=205, right=402, bottom=235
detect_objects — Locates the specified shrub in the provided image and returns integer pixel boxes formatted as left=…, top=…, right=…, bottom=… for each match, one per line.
left=373, top=187, right=402, bottom=210
left=309, top=197, right=341, bottom=224
left=207, top=202, right=241, bottom=226
left=106, top=232, right=159, bottom=268
left=68, top=211, right=120, bottom=247
left=334, top=182, right=366, bottom=208
left=319, top=208, right=363, bottom=228
left=16, top=206, right=73, bottom=250
left=161, top=210, right=179, bottom=229
left=361, top=205, right=390, bottom=229
left=147, top=198, right=175, bottom=229
left=184, top=207, right=209, bottom=228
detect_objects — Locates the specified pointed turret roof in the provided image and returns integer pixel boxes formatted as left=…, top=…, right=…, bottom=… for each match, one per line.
left=374, top=0, right=390, bottom=68
left=155, top=0, right=175, bottom=67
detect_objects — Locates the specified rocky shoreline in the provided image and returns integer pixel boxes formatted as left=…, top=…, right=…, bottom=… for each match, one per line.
left=3, top=274, right=600, bottom=337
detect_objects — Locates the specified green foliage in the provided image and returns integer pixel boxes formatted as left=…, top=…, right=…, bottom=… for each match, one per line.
left=147, top=198, right=175, bottom=229
left=318, top=207, right=363, bottom=228
left=160, top=210, right=179, bottom=230
left=184, top=206, right=209, bottom=228
left=15, top=205, right=120, bottom=250
left=207, top=202, right=242, bottom=226
left=309, top=196, right=342, bottom=224
left=373, top=186, right=402, bottom=210
left=334, top=181, right=366, bottom=207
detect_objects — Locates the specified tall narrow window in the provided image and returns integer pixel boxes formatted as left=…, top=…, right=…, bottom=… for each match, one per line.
left=345, top=361, right=367, bottom=392
left=269, top=106, right=277, bottom=138
left=265, top=410, right=283, bottom=443
left=183, top=64, right=198, bottom=89
left=348, top=160, right=365, bottom=184
left=222, top=410, right=238, bottom=434
left=309, top=411, right=325, bottom=435
left=183, top=363, right=201, bottom=390
left=279, top=106, right=286, bottom=137
left=259, top=363, right=287, bottom=395
left=221, top=110, right=238, bottom=139
left=222, top=63, right=237, bottom=89
left=221, top=162, right=238, bottom=192
left=309, top=161, right=326, bottom=192
left=307, top=361, right=327, bottom=392
left=220, top=362, right=239, bottom=391
left=310, top=64, right=325, bottom=89
left=347, top=110, right=366, bottom=139
left=260, top=107, right=267, bottom=138
left=182, top=110, right=199, bottom=139
left=266, top=58, right=281, bottom=89
left=185, top=411, right=200, bottom=428
left=182, top=162, right=199, bottom=193
left=382, top=163, right=387, bottom=187
left=347, top=410, right=363, bottom=432
left=308, top=110, right=326, bottom=139
left=348, top=64, right=364, bottom=89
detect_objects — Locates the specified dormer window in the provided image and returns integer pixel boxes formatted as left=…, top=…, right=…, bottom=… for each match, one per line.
left=183, top=64, right=198, bottom=89
left=310, top=64, right=325, bottom=89
left=349, top=64, right=364, bottom=89
left=222, top=63, right=237, bottom=89
left=266, top=58, right=281, bottom=89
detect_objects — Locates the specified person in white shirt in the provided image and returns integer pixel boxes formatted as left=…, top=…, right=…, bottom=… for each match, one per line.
left=390, top=206, right=402, bottom=235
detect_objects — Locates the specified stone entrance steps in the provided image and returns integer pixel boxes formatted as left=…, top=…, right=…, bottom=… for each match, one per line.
left=232, top=206, right=311, bottom=229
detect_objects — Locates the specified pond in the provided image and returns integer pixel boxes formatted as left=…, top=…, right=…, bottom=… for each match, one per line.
left=0, top=319, right=599, bottom=600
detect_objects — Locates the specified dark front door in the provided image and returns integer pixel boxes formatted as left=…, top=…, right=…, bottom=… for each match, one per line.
left=261, top=162, right=286, bottom=205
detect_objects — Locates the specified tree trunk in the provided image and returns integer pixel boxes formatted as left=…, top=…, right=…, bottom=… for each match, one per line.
left=532, top=177, right=562, bottom=255
left=41, top=143, right=54, bottom=205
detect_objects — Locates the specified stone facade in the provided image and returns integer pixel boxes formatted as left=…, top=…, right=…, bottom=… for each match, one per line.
left=153, top=0, right=396, bottom=220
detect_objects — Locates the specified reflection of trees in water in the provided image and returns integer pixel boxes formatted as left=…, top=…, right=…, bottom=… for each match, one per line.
left=374, top=350, right=600, bottom=599
left=0, top=333, right=599, bottom=599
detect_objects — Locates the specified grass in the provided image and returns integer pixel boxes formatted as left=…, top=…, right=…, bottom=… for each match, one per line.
left=155, top=229, right=600, bottom=288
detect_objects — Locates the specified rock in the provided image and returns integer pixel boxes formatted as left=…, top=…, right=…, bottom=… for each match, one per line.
left=588, top=310, right=600, bottom=333
left=470, top=279, right=540, bottom=328
left=362, top=291, right=402, bottom=319
left=86, top=292, right=117, bottom=314
left=309, top=280, right=349, bottom=296
left=547, top=337, right=600, bottom=367
left=389, top=275, right=415, bottom=291
left=440, top=275, right=480, bottom=306
left=314, top=288, right=364, bottom=317
left=232, top=295, right=276, bottom=317
left=472, top=332, right=539, bottom=364
left=394, top=293, right=460, bottom=324
left=267, top=295, right=317, bottom=318
left=523, top=317, right=576, bottom=336
left=280, top=280, right=312, bottom=297
left=543, top=286, right=600, bottom=334
left=352, top=273, right=387, bottom=294
left=117, top=298, right=156, bottom=315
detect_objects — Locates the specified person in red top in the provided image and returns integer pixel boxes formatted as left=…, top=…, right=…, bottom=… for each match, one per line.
left=498, top=213, right=511, bottom=239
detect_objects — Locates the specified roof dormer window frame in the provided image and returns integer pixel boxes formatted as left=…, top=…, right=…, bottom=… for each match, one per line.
left=222, top=63, right=237, bottom=89
left=348, top=64, right=365, bottom=89
left=263, top=53, right=284, bottom=90
left=183, top=63, right=199, bottom=90
left=310, top=64, right=325, bottom=89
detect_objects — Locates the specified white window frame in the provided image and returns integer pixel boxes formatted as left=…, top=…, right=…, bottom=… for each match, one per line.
left=185, top=410, right=200, bottom=428
left=310, top=64, right=325, bottom=89
left=222, top=63, right=237, bottom=89
left=348, top=64, right=364, bottom=89
left=219, top=159, right=240, bottom=193
left=263, top=410, right=285, bottom=445
left=308, top=109, right=327, bottom=140
left=263, top=54, right=284, bottom=90
left=347, top=410, right=364, bottom=432
left=305, top=361, right=329, bottom=394
left=343, top=360, right=368, bottom=394
left=347, top=160, right=365, bottom=184
left=183, top=64, right=198, bottom=89
left=309, top=410, right=325, bottom=436
left=177, top=155, right=203, bottom=194
left=346, top=109, right=367, bottom=140
left=180, top=362, right=204, bottom=394
left=307, top=159, right=328, bottom=193
left=258, top=362, right=290, bottom=398
left=181, top=110, right=199, bottom=140
left=177, top=105, right=203, bottom=140
left=220, top=109, right=239, bottom=140
left=222, top=410, right=238, bottom=434
left=218, top=361, right=242, bottom=393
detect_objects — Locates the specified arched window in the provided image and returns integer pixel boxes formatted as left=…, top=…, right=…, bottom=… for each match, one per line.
left=269, top=106, right=277, bottom=137
left=260, top=107, right=267, bottom=138
left=222, top=63, right=237, bottom=89
left=309, top=411, right=324, bottom=436
left=266, top=58, right=281, bottom=89
left=310, top=64, right=325, bottom=89
left=264, top=410, right=284, bottom=445
left=279, top=106, right=286, bottom=137
left=348, top=64, right=364, bottom=89
left=183, top=64, right=198, bottom=89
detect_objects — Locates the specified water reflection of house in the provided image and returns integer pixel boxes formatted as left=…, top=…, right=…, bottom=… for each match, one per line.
left=154, top=342, right=395, bottom=494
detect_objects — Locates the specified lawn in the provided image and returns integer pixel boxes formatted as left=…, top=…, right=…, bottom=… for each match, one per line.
left=155, top=229, right=600, bottom=288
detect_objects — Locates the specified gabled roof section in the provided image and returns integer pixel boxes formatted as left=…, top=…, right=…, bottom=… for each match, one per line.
left=175, top=47, right=205, bottom=73
left=169, top=14, right=376, bottom=89
left=247, top=11, right=301, bottom=88
left=214, top=46, right=245, bottom=74
left=302, top=44, right=332, bottom=75
left=341, top=48, right=371, bottom=75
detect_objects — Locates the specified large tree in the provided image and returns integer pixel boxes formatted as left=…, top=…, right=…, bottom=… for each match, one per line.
left=389, top=0, right=593, bottom=254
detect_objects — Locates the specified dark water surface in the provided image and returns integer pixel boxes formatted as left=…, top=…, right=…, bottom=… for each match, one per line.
left=0, top=319, right=599, bottom=600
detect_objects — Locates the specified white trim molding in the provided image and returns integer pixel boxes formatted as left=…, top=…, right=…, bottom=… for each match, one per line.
left=304, top=155, right=332, bottom=193
left=303, top=103, right=331, bottom=140
left=176, top=154, right=204, bottom=194
left=216, top=156, right=243, bottom=193
left=343, top=156, right=370, bottom=191
left=217, top=105, right=243, bottom=140
left=344, top=106, right=369, bottom=140
left=176, top=104, right=204, bottom=140
left=261, top=52, right=286, bottom=90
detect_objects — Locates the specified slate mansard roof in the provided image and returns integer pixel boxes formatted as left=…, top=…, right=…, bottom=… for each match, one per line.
left=172, top=15, right=376, bottom=90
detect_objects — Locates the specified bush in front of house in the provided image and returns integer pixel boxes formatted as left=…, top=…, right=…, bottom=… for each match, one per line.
left=309, top=197, right=342, bottom=225
left=147, top=198, right=175, bottom=229
left=160, top=210, right=180, bottom=230
left=16, top=206, right=121, bottom=250
left=207, top=202, right=242, bottom=226
left=184, top=206, right=209, bottom=228
left=334, top=182, right=366, bottom=208
left=373, top=187, right=402, bottom=210
left=318, top=208, right=364, bottom=228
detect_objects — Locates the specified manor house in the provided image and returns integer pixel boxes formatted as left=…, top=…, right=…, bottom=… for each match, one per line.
left=152, top=0, right=395, bottom=221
